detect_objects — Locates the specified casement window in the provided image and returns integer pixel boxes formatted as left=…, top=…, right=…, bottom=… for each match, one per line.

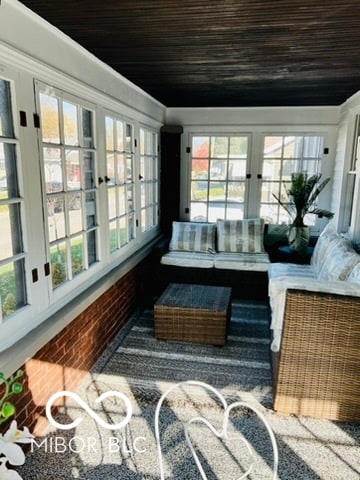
left=0, top=79, right=27, bottom=320
left=139, top=127, right=159, bottom=232
left=260, top=135, right=324, bottom=225
left=186, top=132, right=327, bottom=230
left=189, top=135, right=250, bottom=222
left=105, top=115, right=136, bottom=253
left=37, top=86, right=98, bottom=289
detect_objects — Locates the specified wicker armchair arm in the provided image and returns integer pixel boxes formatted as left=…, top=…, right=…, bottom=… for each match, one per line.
left=272, top=289, right=360, bottom=421
left=269, top=276, right=360, bottom=352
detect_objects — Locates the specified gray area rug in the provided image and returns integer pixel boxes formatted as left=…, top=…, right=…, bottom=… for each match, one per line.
left=18, top=299, right=359, bottom=479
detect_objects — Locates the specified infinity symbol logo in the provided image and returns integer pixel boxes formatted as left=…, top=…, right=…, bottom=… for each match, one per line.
left=46, top=391, right=133, bottom=430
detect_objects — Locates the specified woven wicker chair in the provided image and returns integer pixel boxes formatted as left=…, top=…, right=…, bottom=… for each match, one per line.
left=271, top=289, right=360, bottom=423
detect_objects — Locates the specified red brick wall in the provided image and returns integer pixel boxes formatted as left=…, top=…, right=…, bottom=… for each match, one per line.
left=4, top=260, right=147, bottom=436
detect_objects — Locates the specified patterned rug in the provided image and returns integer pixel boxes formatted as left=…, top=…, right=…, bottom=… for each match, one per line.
left=19, top=299, right=360, bottom=479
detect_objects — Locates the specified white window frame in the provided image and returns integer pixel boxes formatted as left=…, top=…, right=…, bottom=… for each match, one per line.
left=259, top=134, right=326, bottom=231
left=139, top=125, right=160, bottom=233
left=35, top=81, right=101, bottom=302
left=185, top=132, right=252, bottom=222
left=105, top=112, right=137, bottom=255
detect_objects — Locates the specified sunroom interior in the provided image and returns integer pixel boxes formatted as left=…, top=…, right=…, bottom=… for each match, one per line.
left=0, top=1, right=359, bottom=478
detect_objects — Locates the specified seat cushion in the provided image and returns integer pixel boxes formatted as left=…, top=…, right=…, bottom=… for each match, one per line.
left=216, top=218, right=265, bottom=253
left=268, top=262, right=315, bottom=281
left=161, top=251, right=215, bottom=268
left=214, top=252, right=270, bottom=271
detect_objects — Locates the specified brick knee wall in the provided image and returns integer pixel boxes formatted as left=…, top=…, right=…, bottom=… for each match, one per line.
left=2, top=260, right=147, bottom=436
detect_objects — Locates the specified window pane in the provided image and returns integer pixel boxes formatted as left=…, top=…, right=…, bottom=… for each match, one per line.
left=119, top=217, right=127, bottom=246
left=126, top=155, right=133, bottom=181
left=192, top=159, right=208, bottom=179
left=192, top=136, right=209, bottom=158
left=190, top=201, right=207, bottom=221
left=128, top=213, right=135, bottom=240
left=82, top=109, right=93, bottom=148
left=117, top=154, right=126, bottom=184
left=71, top=236, right=84, bottom=277
left=84, top=151, right=95, bottom=189
left=85, top=192, right=96, bottom=229
left=0, top=259, right=26, bottom=319
left=66, top=150, right=81, bottom=190
left=108, top=187, right=116, bottom=219
left=0, top=143, right=19, bottom=198
left=140, top=129, right=145, bottom=155
left=44, top=148, right=63, bottom=192
left=47, top=197, right=65, bottom=241
left=229, top=137, right=248, bottom=157
left=87, top=230, right=97, bottom=265
left=117, top=186, right=126, bottom=216
left=51, top=243, right=67, bottom=288
left=106, top=154, right=115, bottom=186
left=209, top=181, right=225, bottom=201
left=264, top=136, right=283, bottom=158
left=210, top=160, right=227, bottom=180
left=226, top=203, right=244, bottom=220
left=227, top=182, right=245, bottom=202
left=127, top=185, right=134, bottom=212
left=208, top=203, right=225, bottom=222
left=261, top=182, right=281, bottom=203
left=0, top=80, right=14, bottom=138
left=116, top=121, right=124, bottom=151
left=0, top=204, right=23, bottom=260
left=211, top=137, right=228, bottom=157
left=68, top=194, right=82, bottom=235
left=125, top=124, right=132, bottom=152
left=109, top=221, right=117, bottom=253
left=105, top=117, right=114, bottom=150
left=228, top=160, right=246, bottom=180
left=63, top=101, right=79, bottom=146
left=191, top=180, right=208, bottom=200
left=262, top=159, right=281, bottom=181
left=40, top=93, right=60, bottom=143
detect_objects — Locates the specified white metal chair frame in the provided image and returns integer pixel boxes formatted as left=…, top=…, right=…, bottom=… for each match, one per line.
left=155, top=380, right=278, bottom=480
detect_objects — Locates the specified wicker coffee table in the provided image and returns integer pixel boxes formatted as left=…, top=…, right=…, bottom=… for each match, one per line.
left=154, top=283, right=232, bottom=346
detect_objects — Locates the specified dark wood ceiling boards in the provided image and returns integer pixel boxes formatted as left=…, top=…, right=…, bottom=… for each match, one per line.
left=21, top=0, right=360, bottom=107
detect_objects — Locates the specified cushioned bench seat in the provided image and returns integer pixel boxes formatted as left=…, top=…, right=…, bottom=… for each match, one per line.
left=160, top=218, right=270, bottom=271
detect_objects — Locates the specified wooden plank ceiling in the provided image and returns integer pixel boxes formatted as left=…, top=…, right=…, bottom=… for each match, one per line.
left=21, top=0, right=360, bottom=107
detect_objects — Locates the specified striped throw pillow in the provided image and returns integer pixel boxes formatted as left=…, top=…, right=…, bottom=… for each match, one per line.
left=169, top=221, right=216, bottom=253
left=216, top=218, right=265, bottom=253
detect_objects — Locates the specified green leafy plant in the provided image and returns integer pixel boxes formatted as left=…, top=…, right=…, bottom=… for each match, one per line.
left=273, top=172, right=334, bottom=227
left=0, top=370, right=24, bottom=425
left=0, top=370, right=33, bottom=479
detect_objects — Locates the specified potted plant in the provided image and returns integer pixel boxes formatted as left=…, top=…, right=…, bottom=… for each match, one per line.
left=273, top=172, right=334, bottom=254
